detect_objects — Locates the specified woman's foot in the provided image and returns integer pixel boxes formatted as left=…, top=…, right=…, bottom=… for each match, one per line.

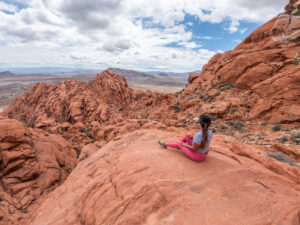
left=158, top=140, right=167, bottom=149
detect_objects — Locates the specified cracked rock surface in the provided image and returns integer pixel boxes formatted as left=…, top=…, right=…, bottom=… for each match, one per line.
left=25, top=130, right=300, bottom=225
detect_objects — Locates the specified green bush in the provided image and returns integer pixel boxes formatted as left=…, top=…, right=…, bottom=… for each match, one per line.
left=276, top=136, right=288, bottom=143
left=79, top=153, right=89, bottom=161
left=272, top=125, right=281, bottom=132
left=290, top=132, right=300, bottom=144
left=221, top=125, right=228, bottom=130
left=225, top=121, right=244, bottom=131
left=210, top=83, right=219, bottom=89
left=220, top=83, right=235, bottom=91
left=261, top=122, right=267, bottom=126
left=174, top=102, right=181, bottom=113
left=266, top=152, right=296, bottom=166
left=293, top=59, right=300, bottom=65
left=286, top=6, right=295, bottom=13
left=230, top=108, right=238, bottom=114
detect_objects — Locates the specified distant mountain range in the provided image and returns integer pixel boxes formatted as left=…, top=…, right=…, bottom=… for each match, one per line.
left=0, top=67, right=200, bottom=77
left=109, top=68, right=199, bottom=78
left=0, top=71, right=15, bottom=78
left=0, top=67, right=100, bottom=74
left=108, top=68, right=157, bottom=79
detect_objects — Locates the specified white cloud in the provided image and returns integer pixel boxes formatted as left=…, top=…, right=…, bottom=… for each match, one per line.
left=225, top=20, right=240, bottom=33
left=0, top=0, right=288, bottom=72
left=0, top=2, right=18, bottom=13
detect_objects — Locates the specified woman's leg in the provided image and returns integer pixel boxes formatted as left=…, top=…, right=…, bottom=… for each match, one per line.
left=165, top=135, right=191, bottom=149
left=178, top=145, right=207, bottom=162
left=164, top=141, right=180, bottom=149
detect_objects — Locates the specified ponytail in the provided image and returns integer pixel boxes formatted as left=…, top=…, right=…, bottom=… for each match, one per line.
left=199, top=114, right=211, bottom=149
left=200, top=124, right=208, bottom=148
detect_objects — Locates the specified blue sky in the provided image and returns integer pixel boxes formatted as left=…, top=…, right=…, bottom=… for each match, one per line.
left=176, top=14, right=262, bottom=52
left=0, top=0, right=288, bottom=72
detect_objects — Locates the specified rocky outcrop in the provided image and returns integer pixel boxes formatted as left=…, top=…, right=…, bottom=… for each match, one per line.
left=0, top=117, right=77, bottom=224
left=182, top=0, right=300, bottom=123
left=25, top=130, right=300, bottom=225
left=5, top=70, right=173, bottom=127
left=0, top=1, right=299, bottom=224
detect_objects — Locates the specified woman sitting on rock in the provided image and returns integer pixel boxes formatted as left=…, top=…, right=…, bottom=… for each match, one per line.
left=158, top=114, right=213, bottom=162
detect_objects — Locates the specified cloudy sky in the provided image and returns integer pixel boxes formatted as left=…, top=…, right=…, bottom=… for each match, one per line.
left=0, top=0, right=288, bottom=72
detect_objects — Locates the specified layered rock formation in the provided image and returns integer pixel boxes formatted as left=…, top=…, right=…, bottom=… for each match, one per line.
left=183, top=0, right=300, bottom=122
left=0, top=0, right=299, bottom=224
left=0, top=117, right=77, bottom=224
left=5, top=70, right=172, bottom=126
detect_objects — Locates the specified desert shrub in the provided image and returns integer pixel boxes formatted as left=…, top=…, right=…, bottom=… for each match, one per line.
left=73, top=147, right=80, bottom=158
left=290, top=132, right=300, bottom=144
left=243, top=133, right=253, bottom=138
left=272, top=125, right=281, bottom=132
left=266, top=152, right=296, bottom=166
left=261, top=122, right=267, bottom=126
left=210, top=115, right=217, bottom=121
left=293, top=59, right=300, bottom=65
left=220, top=83, right=235, bottom=92
left=208, top=95, right=215, bottom=100
left=230, top=108, right=238, bottom=114
left=276, top=136, right=288, bottom=143
left=256, top=134, right=263, bottom=140
left=174, top=102, right=181, bottom=113
left=221, top=125, right=228, bottom=130
left=286, top=5, right=295, bottom=13
left=79, top=153, right=89, bottom=161
left=182, top=123, right=187, bottom=128
left=225, top=121, right=244, bottom=131
left=210, top=82, right=219, bottom=89
left=202, top=96, right=209, bottom=101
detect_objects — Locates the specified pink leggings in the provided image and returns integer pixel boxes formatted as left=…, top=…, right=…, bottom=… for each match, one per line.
left=165, top=135, right=207, bottom=162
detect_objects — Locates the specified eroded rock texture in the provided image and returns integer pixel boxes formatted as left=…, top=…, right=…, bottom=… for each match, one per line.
left=25, top=130, right=300, bottom=225
left=0, top=118, right=77, bottom=224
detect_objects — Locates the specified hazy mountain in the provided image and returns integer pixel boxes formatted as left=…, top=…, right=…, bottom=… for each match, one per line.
left=146, top=71, right=190, bottom=77
left=0, top=67, right=100, bottom=74
left=146, top=70, right=201, bottom=77
left=108, top=68, right=157, bottom=79
left=0, top=71, right=15, bottom=78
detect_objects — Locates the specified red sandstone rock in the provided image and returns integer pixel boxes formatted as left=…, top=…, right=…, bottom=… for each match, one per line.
left=0, top=118, right=77, bottom=224
left=25, top=130, right=300, bottom=225
left=188, top=72, right=199, bottom=84
left=180, top=0, right=300, bottom=123
left=0, top=1, right=299, bottom=224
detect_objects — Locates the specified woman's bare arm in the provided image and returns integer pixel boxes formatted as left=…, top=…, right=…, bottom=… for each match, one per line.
left=180, top=142, right=200, bottom=152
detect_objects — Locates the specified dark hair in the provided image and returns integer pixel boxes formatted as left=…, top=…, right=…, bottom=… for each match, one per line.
left=199, top=115, right=211, bottom=148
